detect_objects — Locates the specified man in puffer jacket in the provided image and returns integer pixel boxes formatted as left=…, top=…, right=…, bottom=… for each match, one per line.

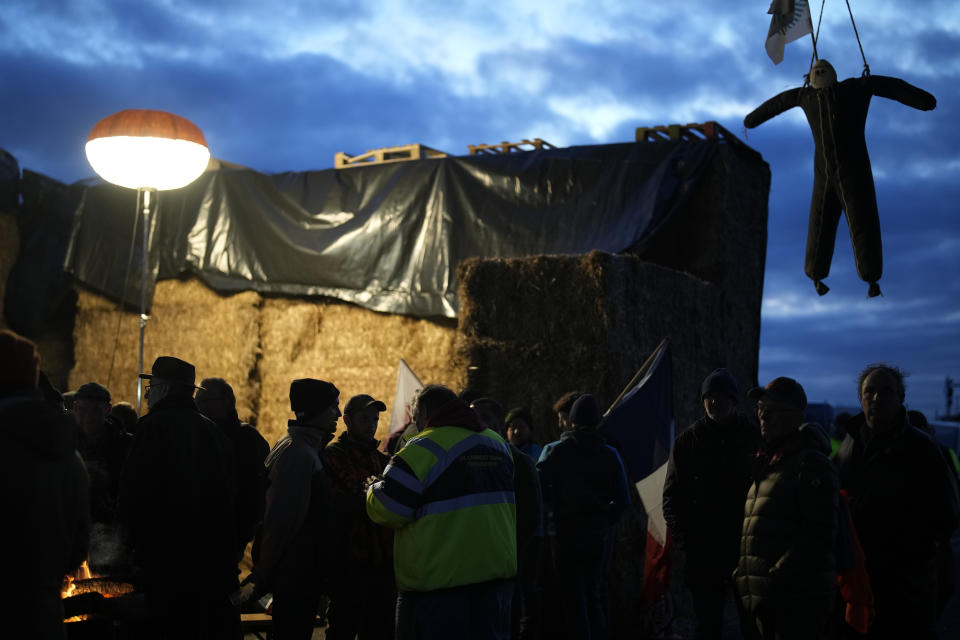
left=735, top=377, right=838, bottom=640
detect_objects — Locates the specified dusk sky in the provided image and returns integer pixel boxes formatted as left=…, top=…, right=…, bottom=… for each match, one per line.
left=2, top=1, right=958, bottom=419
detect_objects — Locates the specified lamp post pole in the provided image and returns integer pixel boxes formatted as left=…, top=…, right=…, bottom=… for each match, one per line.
left=136, top=187, right=156, bottom=414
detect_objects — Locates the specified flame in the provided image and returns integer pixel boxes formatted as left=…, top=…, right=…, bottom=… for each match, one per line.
left=61, top=561, right=90, bottom=599
left=62, top=560, right=136, bottom=623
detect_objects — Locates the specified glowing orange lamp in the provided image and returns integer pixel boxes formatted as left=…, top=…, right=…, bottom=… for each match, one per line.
left=85, top=109, right=210, bottom=413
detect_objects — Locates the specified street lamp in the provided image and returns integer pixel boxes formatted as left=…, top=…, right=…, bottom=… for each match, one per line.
left=85, top=109, right=210, bottom=413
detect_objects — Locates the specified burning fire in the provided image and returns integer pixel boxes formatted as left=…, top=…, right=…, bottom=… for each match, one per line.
left=61, top=561, right=92, bottom=599
left=61, top=560, right=135, bottom=622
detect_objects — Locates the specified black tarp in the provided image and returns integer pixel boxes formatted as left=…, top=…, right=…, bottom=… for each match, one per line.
left=7, top=140, right=727, bottom=329
left=4, top=170, right=78, bottom=337
left=60, top=141, right=718, bottom=319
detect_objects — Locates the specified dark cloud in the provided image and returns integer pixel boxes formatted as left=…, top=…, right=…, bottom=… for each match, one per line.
left=1, top=2, right=956, bottom=421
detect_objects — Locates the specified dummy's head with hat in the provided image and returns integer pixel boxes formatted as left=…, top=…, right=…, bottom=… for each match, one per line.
left=289, top=378, right=341, bottom=434
left=748, top=377, right=807, bottom=445
left=139, top=356, right=203, bottom=411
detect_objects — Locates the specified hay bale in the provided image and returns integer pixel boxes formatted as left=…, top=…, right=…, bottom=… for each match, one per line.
left=71, top=275, right=458, bottom=444
left=0, top=211, right=18, bottom=329
left=258, top=297, right=457, bottom=445
left=71, top=278, right=262, bottom=419
left=456, top=251, right=756, bottom=444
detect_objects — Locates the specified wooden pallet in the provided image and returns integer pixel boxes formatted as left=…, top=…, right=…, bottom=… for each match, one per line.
left=335, top=143, right=448, bottom=169
left=468, top=138, right=556, bottom=155
left=636, top=121, right=732, bottom=142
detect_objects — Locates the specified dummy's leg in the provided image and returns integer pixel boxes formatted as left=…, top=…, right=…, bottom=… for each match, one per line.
left=804, top=171, right=844, bottom=295
left=840, top=164, right=883, bottom=297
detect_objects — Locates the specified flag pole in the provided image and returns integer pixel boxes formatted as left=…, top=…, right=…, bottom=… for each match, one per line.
left=605, top=337, right=670, bottom=415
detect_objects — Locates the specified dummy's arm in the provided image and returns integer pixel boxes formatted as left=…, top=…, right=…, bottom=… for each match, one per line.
left=866, top=75, right=936, bottom=111
left=744, top=87, right=803, bottom=129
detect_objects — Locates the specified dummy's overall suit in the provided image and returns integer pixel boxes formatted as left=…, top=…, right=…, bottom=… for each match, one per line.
left=744, top=60, right=936, bottom=297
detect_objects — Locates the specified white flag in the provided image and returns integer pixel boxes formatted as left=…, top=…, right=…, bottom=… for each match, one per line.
left=765, top=0, right=813, bottom=65
left=387, top=358, right=423, bottom=439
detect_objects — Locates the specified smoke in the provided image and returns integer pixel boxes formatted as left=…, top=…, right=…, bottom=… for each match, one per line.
left=88, top=522, right=128, bottom=573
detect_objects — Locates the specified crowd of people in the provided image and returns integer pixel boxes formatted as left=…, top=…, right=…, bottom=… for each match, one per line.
left=1, top=326, right=958, bottom=640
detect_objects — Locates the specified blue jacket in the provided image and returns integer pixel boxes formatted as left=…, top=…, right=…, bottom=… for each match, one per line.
left=537, top=427, right=630, bottom=542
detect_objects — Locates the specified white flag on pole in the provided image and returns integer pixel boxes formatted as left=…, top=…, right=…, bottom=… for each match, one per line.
left=765, top=0, right=813, bottom=65
left=387, top=358, right=423, bottom=439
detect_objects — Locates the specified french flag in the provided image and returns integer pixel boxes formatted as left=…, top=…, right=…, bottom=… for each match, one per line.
left=601, top=339, right=674, bottom=603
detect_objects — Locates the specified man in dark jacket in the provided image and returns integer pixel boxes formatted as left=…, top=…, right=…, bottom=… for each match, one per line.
left=472, top=397, right=545, bottom=640
left=119, top=356, right=240, bottom=639
left=735, top=377, right=838, bottom=640
left=834, top=364, right=959, bottom=639
left=0, top=330, right=90, bottom=640
left=196, top=377, right=270, bottom=556
left=322, top=393, right=394, bottom=640
left=663, top=368, right=760, bottom=639
left=252, top=378, right=340, bottom=640
left=537, top=393, right=630, bottom=640
left=72, top=380, right=132, bottom=572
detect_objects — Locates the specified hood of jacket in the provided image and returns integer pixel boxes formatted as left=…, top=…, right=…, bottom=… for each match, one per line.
left=760, top=422, right=831, bottom=465
left=560, top=426, right=609, bottom=453
left=0, top=394, right=77, bottom=462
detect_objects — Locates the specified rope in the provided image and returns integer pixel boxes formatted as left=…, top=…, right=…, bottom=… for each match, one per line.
left=807, top=0, right=828, bottom=85
left=844, top=0, right=870, bottom=76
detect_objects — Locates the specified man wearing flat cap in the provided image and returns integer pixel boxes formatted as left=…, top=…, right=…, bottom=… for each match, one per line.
left=662, top=368, right=760, bottom=639
left=323, top=393, right=395, bottom=640
left=72, top=381, right=132, bottom=530
left=734, top=377, right=838, bottom=640
left=252, top=378, right=341, bottom=640
left=119, top=356, right=240, bottom=638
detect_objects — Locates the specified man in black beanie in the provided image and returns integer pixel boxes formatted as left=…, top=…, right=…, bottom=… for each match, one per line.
left=662, top=368, right=760, bottom=640
left=252, top=378, right=341, bottom=640
left=537, top=393, right=630, bottom=640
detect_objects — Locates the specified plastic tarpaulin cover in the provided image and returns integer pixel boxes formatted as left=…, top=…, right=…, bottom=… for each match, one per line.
left=62, top=141, right=715, bottom=318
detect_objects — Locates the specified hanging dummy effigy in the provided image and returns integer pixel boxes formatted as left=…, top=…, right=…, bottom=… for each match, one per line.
left=744, top=59, right=935, bottom=297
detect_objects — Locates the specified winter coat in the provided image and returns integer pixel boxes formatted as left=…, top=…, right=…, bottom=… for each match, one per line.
left=0, top=394, right=90, bottom=640
left=735, top=424, right=838, bottom=620
left=255, top=424, right=336, bottom=594
left=367, top=424, right=517, bottom=592
left=119, top=394, right=238, bottom=598
left=214, top=412, right=269, bottom=552
left=662, top=412, right=760, bottom=583
left=834, top=410, right=959, bottom=633
left=77, top=416, right=132, bottom=525
left=537, top=427, right=630, bottom=546
left=323, top=430, right=393, bottom=577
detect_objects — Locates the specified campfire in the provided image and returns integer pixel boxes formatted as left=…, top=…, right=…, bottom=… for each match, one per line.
left=61, top=561, right=136, bottom=623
